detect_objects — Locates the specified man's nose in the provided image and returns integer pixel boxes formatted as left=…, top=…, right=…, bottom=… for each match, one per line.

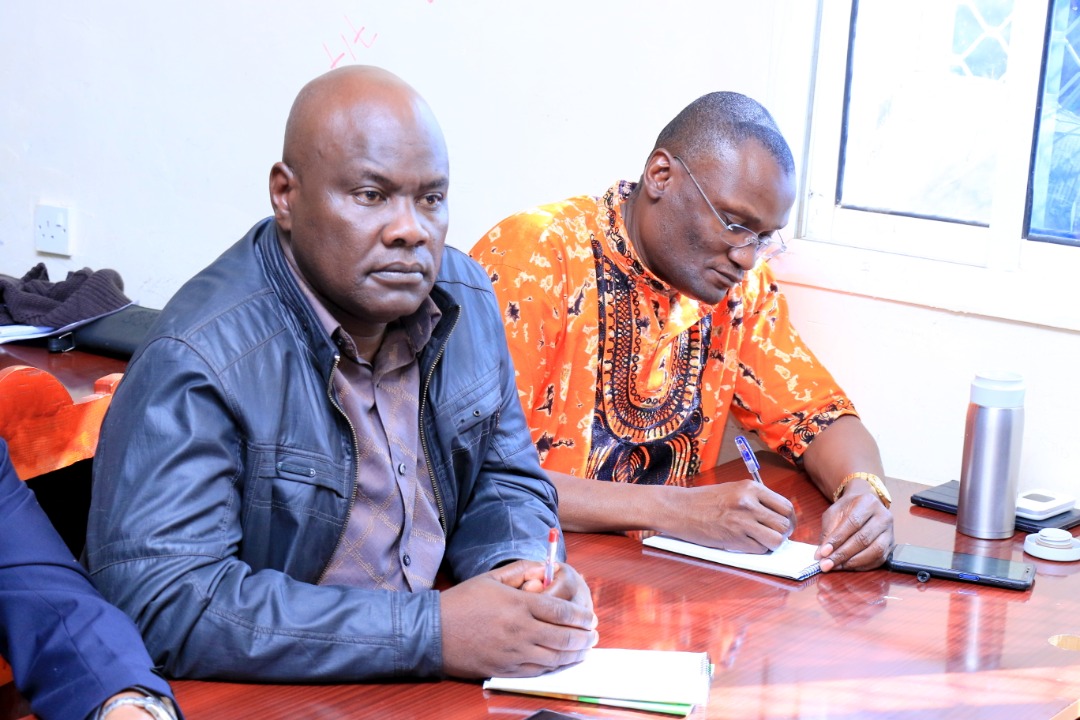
left=728, top=243, right=757, bottom=271
left=385, top=197, right=430, bottom=246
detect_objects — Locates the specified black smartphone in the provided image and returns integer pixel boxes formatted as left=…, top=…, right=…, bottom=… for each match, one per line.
left=524, top=712, right=586, bottom=720
left=887, top=543, right=1035, bottom=591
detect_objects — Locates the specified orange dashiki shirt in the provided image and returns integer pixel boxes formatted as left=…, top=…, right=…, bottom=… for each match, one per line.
left=470, top=181, right=857, bottom=486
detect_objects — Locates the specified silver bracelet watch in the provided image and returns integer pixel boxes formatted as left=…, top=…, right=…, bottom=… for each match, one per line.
left=97, top=690, right=177, bottom=720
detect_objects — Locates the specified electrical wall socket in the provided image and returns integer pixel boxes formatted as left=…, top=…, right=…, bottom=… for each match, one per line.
left=34, top=204, right=71, bottom=256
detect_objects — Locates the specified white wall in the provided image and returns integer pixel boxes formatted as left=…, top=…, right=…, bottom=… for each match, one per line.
left=780, top=282, right=1080, bottom=496
left=2, top=1, right=1077, bottom=499
left=0, top=0, right=814, bottom=305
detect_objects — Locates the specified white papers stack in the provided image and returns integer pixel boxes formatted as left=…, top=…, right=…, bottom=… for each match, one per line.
left=484, top=647, right=712, bottom=716
left=0, top=303, right=132, bottom=345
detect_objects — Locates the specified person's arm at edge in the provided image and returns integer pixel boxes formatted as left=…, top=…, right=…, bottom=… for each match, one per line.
left=799, top=415, right=894, bottom=571
left=0, top=440, right=180, bottom=720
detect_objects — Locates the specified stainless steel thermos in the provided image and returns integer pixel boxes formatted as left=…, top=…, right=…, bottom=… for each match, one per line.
left=956, top=371, right=1025, bottom=540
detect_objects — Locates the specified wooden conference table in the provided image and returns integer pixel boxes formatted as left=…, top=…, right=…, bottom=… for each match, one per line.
left=0, top=354, right=1077, bottom=719
left=66, top=455, right=1073, bottom=720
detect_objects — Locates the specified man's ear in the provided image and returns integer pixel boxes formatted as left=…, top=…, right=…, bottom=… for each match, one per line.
left=641, top=149, right=675, bottom=201
left=269, top=162, right=296, bottom=232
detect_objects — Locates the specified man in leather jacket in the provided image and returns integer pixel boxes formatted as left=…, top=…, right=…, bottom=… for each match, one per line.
left=85, top=66, right=597, bottom=682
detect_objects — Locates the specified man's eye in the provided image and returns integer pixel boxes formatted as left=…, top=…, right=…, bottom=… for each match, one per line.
left=421, top=193, right=444, bottom=208
left=354, top=190, right=383, bottom=204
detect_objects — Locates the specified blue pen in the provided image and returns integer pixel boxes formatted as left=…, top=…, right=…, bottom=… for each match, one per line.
left=734, top=435, right=764, bottom=484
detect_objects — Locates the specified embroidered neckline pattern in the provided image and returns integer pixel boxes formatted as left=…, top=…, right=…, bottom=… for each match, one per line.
left=584, top=186, right=708, bottom=486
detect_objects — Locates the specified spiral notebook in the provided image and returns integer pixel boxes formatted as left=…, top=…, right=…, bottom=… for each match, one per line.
left=483, top=648, right=712, bottom=716
left=643, top=535, right=822, bottom=581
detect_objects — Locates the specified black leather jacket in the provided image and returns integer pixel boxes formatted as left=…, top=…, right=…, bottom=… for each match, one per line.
left=86, top=218, right=560, bottom=681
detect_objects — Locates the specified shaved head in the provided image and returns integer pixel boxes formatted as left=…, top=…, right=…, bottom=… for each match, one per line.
left=654, top=91, right=794, bottom=174
left=269, top=65, right=450, bottom=352
left=282, top=65, right=446, bottom=181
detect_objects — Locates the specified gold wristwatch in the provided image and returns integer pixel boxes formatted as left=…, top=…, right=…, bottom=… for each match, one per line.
left=832, top=471, right=892, bottom=509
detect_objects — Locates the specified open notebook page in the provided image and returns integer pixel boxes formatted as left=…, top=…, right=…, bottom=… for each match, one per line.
left=643, top=535, right=822, bottom=581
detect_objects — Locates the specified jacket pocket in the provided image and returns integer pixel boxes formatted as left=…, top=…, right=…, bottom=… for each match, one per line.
left=241, top=445, right=349, bottom=575
left=246, top=446, right=344, bottom=516
left=441, top=367, right=502, bottom=453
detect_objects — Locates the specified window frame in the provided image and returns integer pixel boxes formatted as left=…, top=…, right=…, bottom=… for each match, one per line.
left=778, top=0, right=1080, bottom=332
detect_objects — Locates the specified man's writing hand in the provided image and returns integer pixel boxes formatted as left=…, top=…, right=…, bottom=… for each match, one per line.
left=816, top=490, right=894, bottom=571
left=666, top=481, right=795, bottom=552
left=440, top=561, right=598, bottom=678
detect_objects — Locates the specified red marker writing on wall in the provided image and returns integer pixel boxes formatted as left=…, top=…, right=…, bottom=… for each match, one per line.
left=543, top=527, right=558, bottom=587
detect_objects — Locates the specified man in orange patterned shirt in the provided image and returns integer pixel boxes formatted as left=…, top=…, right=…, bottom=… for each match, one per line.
left=471, top=92, right=893, bottom=571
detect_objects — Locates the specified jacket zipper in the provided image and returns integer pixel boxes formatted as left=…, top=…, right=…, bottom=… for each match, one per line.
left=419, top=311, right=459, bottom=532
left=316, top=354, right=361, bottom=585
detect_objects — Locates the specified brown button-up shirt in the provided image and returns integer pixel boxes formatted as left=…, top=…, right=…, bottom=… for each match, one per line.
left=284, top=253, right=445, bottom=591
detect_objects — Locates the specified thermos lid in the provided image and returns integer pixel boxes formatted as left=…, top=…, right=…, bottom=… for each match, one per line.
left=971, top=370, right=1025, bottom=408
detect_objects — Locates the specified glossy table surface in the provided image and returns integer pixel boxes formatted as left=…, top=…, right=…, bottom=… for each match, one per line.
left=5, top=455, right=1079, bottom=719
left=141, top=456, right=1080, bottom=720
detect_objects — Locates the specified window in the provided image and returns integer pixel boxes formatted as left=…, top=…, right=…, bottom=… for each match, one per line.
left=841, top=1, right=1013, bottom=228
left=790, top=0, right=1079, bottom=331
left=1031, top=0, right=1080, bottom=245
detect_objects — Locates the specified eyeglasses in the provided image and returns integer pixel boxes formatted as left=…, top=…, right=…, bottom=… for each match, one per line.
left=672, top=155, right=787, bottom=260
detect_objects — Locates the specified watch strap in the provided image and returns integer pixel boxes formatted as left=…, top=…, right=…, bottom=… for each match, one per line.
left=97, top=690, right=177, bottom=720
left=833, top=471, right=891, bottom=508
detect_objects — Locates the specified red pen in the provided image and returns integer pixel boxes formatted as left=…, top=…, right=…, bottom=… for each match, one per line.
left=543, top=527, right=558, bottom=587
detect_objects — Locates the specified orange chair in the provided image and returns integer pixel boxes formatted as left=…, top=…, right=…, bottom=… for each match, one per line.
left=0, top=365, right=122, bottom=481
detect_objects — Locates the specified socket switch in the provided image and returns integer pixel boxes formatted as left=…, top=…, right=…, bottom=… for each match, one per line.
left=35, top=205, right=71, bottom=256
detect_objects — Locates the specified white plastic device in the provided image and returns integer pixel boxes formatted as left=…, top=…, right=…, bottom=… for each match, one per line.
left=1014, top=488, right=1076, bottom=521
left=1023, top=528, right=1080, bottom=562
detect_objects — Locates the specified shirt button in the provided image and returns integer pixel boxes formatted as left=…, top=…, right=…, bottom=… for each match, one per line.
left=397, top=462, right=407, bottom=475
left=403, top=554, right=412, bottom=567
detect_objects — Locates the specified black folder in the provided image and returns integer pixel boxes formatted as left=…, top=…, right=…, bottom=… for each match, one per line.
left=66, top=305, right=161, bottom=359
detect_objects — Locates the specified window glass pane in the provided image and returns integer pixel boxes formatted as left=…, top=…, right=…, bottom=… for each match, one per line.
left=840, top=0, right=1015, bottom=225
left=1029, top=0, right=1080, bottom=245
